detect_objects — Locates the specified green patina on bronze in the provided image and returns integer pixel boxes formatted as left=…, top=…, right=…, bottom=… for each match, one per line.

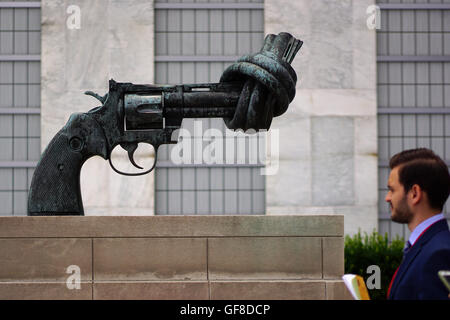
left=27, top=32, right=303, bottom=216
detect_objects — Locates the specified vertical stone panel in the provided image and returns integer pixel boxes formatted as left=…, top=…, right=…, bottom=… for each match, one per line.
left=93, top=238, right=207, bottom=281
left=208, top=237, right=322, bottom=280
left=312, top=117, right=354, bottom=206
left=265, top=0, right=378, bottom=235
left=322, top=237, right=344, bottom=279
left=0, top=238, right=92, bottom=281
left=41, top=0, right=155, bottom=215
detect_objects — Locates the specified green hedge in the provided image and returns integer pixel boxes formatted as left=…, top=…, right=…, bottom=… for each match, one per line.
left=344, top=230, right=405, bottom=300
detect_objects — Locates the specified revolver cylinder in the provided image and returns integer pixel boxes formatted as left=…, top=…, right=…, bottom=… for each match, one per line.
left=123, top=82, right=243, bottom=131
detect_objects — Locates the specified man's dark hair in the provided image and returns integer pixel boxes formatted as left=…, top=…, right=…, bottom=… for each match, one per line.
left=390, top=148, right=450, bottom=210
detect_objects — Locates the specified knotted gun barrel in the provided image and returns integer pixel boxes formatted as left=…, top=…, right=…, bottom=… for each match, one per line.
left=124, top=33, right=301, bottom=131
left=27, top=32, right=302, bottom=216
left=221, top=32, right=301, bottom=131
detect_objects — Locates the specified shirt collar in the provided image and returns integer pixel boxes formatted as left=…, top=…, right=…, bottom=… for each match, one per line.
left=408, top=213, right=445, bottom=246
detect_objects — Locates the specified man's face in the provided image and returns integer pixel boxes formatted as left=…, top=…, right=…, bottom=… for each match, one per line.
left=385, top=166, right=414, bottom=224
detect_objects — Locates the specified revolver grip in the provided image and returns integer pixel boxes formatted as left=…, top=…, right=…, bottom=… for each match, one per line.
left=28, top=113, right=108, bottom=216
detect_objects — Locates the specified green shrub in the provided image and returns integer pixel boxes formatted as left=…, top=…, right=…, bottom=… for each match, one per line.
left=344, top=230, right=405, bottom=300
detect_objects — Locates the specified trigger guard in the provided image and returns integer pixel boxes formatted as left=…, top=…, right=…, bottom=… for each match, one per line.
left=109, top=148, right=158, bottom=176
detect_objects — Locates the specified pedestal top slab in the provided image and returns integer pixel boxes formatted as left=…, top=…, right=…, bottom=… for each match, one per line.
left=0, top=215, right=343, bottom=238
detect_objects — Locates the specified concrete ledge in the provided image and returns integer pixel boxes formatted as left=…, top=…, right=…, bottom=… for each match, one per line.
left=325, top=281, right=354, bottom=300
left=210, top=281, right=326, bottom=300
left=93, top=282, right=210, bottom=300
left=0, top=282, right=93, bottom=300
left=0, top=280, right=352, bottom=300
left=0, top=215, right=344, bottom=238
left=0, top=215, right=345, bottom=300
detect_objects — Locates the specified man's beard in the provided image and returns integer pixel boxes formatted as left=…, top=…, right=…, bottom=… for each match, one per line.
left=391, top=196, right=413, bottom=224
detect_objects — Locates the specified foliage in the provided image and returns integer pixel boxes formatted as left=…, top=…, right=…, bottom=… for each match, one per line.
left=344, top=230, right=405, bottom=300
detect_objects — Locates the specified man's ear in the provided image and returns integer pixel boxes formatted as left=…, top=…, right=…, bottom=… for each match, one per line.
left=409, top=184, right=422, bottom=205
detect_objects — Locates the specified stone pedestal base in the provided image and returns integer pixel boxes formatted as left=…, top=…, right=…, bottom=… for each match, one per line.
left=0, top=215, right=351, bottom=300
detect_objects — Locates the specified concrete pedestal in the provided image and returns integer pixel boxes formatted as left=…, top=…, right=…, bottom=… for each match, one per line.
left=0, top=215, right=351, bottom=300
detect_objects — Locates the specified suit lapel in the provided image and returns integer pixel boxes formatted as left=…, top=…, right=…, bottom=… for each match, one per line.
left=389, top=219, right=449, bottom=299
left=389, top=240, right=422, bottom=298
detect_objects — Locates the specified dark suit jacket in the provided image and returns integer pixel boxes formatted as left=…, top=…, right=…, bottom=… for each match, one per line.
left=388, top=219, right=450, bottom=300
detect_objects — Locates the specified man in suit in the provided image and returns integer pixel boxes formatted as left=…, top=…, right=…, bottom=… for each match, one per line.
left=386, top=148, right=450, bottom=300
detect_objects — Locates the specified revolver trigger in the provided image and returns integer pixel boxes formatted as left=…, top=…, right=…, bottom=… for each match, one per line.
left=120, top=142, right=144, bottom=170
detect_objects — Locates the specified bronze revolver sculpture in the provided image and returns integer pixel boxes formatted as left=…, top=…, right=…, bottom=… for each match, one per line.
left=28, top=32, right=302, bottom=216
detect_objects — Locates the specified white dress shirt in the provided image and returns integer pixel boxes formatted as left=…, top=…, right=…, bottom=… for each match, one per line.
left=408, top=213, right=445, bottom=246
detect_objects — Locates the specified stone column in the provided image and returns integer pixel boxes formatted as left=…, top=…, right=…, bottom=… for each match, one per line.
left=265, top=0, right=378, bottom=235
left=41, top=0, right=155, bottom=215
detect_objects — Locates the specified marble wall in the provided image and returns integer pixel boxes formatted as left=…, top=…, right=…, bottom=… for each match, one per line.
left=265, top=0, right=378, bottom=235
left=41, top=0, right=155, bottom=215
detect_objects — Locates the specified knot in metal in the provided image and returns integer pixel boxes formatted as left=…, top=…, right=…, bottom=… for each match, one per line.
left=220, top=32, right=302, bottom=131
